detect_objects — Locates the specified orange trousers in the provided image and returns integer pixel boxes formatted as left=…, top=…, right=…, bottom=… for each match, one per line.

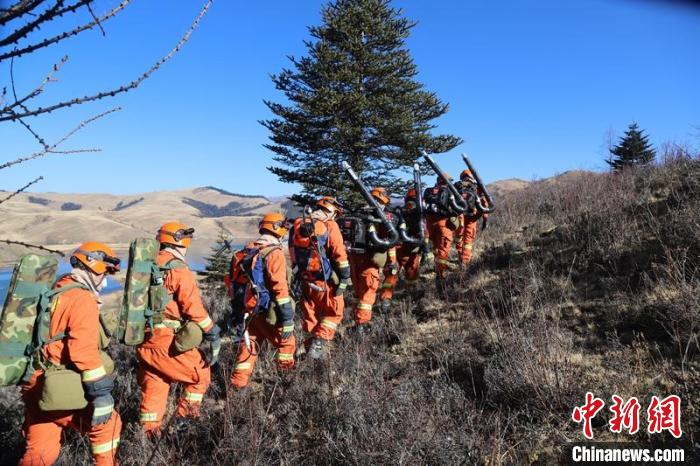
left=20, top=371, right=122, bottom=466
left=136, top=329, right=211, bottom=434
left=456, top=216, right=478, bottom=264
left=380, top=245, right=422, bottom=301
left=300, top=279, right=344, bottom=344
left=349, top=252, right=381, bottom=324
left=230, top=315, right=296, bottom=388
left=426, top=214, right=456, bottom=278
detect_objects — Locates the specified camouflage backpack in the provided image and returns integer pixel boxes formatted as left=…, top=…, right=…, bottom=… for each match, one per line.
left=0, top=254, right=87, bottom=386
left=117, top=238, right=186, bottom=346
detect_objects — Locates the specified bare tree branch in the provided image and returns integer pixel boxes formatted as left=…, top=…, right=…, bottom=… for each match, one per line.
left=0, top=0, right=132, bottom=62
left=85, top=1, right=105, bottom=36
left=0, top=107, right=119, bottom=170
left=0, top=1, right=67, bottom=48
left=0, top=0, right=45, bottom=27
left=0, top=239, right=66, bottom=257
left=0, top=175, right=43, bottom=205
left=0, top=0, right=213, bottom=121
left=3, top=55, right=69, bottom=114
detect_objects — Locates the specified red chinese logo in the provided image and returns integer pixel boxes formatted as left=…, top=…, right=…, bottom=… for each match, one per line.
left=647, top=395, right=682, bottom=438
left=572, top=392, right=605, bottom=440
left=609, top=395, right=640, bottom=435
left=572, top=393, right=683, bottom=439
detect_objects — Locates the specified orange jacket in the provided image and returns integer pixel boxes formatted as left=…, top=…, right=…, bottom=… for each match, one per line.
left=248, top=239, right=291, bottom=306
left=325, top=219, right=349, bottom=270
left=44, top=276, right=106, bottom=382
left=157, top=250, right=213, bottom=332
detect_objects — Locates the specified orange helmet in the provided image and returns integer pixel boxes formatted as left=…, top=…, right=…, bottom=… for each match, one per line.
left=405, top=188, right=417, bottom=201
left=370, top=187, right=390, bottom=206
left=317, top=196, right=343, bottom=215
left=460, top=169, right=476, bottom=183
left=71, top=242, right=120, bottom=275
left=259, top=212, right=289, bottom=238
left=157, top=222, right=195, bottom=248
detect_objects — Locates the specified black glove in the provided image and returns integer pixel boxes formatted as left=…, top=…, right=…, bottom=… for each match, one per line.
left=335, top=265, right=351, bottom=297
left=83, top=376, right=114, bottom=426
left=482, top=217, right=488, bottom=231
left=203, top=324, right=222, bottom=366
left=278, top=300, right=295, bottom=340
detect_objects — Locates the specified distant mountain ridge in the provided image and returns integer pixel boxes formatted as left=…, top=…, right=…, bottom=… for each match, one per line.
left=0, top=173, right=591, bottom=264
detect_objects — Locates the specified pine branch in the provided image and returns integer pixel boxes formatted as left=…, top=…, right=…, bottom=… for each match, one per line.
left=0, top=107, right=118, bottom=170
left=0, top=239, right=66, bottom=257
left=0, top=0, right=213, bottom=121
left=0, top=175, right=43, bottom=205
left=0, top=1, right=132, bottom=62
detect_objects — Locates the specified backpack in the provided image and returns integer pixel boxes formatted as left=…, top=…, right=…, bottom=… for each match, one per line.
left=117, top=238, right=186, bottom=346
left=338, top=216, right=368, bottom=253
left=289, top=218, right=332, bottom=282
left=0, top=254, right=88, bottom=386
left=228, top=245, right=280, bottom=316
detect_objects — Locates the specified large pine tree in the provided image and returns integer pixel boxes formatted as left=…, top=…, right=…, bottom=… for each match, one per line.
left=262, top=0, right=461, bottom=206
left=607, top=122, right=656, bottom=171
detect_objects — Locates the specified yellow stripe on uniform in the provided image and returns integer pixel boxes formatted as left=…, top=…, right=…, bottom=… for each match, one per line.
left=464, top=244, right=473, bottom=250
left=91, top=438, right=120, bottom=455
left=388, top=250, right=397, bottom=257
left=276, top=296, right=291, bottom=305
left=140, top=412, right=158, bottom=422
left=153, top=319, right=182, bottom=330
left=282, top=324, right=294, bottom=333
left=436, top=258, right=450, bottom=265
left=338, top=260, right=349, bottom=268
left=93, top=404, right=113, bottom=418
left=195, top=316, right=213, bottom=330
left=81, top=365, right=107, bottom=382
left=320, top=319, right=338, bottom=330
left=357, top=303, right=372, bottom=310
left=234, top=362, right=252, bottom=371
left=184, top=392, right=204, bottom=403
left=380, top=283, right=393, bottom=290
left=276, top=352, right=294, bottom=361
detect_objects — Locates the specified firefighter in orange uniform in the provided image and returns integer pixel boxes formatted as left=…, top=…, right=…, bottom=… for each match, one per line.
left=379, top=188, right=426, bottom=308
left=455, top=169, right=489, bottom=266
left=20, top=242, right=122, bottom=466
left=136, top=222, right=220, bottom=436
left=349, top=187, right=396, bottom=330
left=289, top=197, right=350, bottom=359
left=229, top=213, right=296, bottom=388
left=424, top=177, right=461, bottom=290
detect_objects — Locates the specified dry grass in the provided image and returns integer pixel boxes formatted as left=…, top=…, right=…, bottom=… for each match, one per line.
left=1, top=150, right=699, bottom=464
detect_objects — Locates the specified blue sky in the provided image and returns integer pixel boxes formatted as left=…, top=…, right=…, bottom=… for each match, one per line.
left=1, top=0, right=698, bottom=196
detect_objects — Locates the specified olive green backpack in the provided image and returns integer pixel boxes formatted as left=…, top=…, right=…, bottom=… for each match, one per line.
left=118, top=238, right=186, bottom=345
left=0, top=254, right=88, bottom=386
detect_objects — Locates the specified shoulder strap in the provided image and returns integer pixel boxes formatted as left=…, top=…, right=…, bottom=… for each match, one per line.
left=161, top=258, right=187, bottom=271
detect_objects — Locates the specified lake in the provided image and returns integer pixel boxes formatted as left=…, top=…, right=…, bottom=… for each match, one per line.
left=0, top=256, right=210, bottom=308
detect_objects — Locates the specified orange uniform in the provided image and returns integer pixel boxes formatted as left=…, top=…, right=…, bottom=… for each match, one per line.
left=380, top=243, right=422, bottom=301
left=231, top=237, right=296, bottom=389
left=350, top=251, right=382, bottom=325
left=292, top=213, right=349, bottom=344
left=425, top=213, right=457, bottom=278
left=136, top=249, right=214, bottom=435
left=455, top=189, right=489, bottom=265
left=20, top=276, right=121, bottom=466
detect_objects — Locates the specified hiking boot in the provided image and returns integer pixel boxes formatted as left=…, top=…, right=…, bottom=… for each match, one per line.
left=436, top=276, right=449, bottom=298
left=172, top=416, right=195, bottom=434
left=306, top=337, right=326, bottom=360
left=379, top=299, right=392, bottom=313
left=347, top=323, right=372, bottom=337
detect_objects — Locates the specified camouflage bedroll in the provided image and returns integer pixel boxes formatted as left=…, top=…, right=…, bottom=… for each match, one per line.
left=0, top=254, right=58, bottom=386
left=118, top=238, right=159, bottom=346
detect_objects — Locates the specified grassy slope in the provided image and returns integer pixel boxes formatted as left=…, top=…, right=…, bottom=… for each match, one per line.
left=1, top=156, right=698, bottom=464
